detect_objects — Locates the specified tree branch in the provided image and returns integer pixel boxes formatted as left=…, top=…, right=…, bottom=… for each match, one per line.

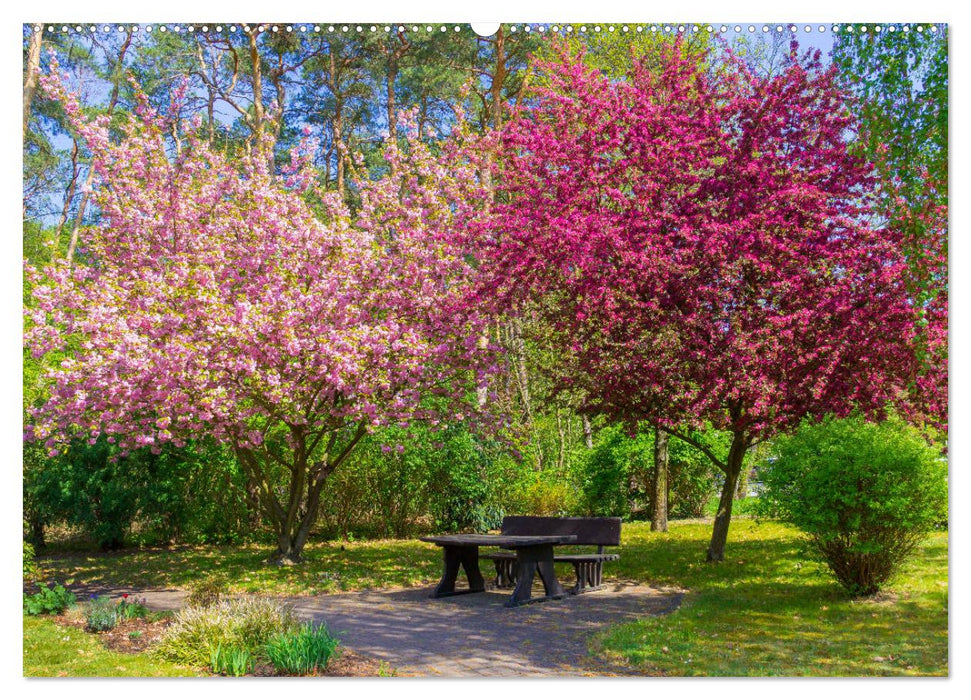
left=661, top=426, right=728, bottom=473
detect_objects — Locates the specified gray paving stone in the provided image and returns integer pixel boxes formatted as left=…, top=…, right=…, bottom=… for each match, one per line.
left=70, top=581, right=682, bottom=677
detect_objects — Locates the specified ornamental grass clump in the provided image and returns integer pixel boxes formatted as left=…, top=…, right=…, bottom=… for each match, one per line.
left=155, top=595, right=298, bottom=667
left=264, top=622, right=339, bottom=675
left=758, top=414, right=947, bottom=596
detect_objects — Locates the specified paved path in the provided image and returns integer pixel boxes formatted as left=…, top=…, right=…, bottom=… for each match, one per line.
left=73, top=581, right=683, bottom=677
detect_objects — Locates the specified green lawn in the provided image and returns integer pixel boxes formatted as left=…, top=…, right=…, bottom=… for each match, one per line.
left=33, top=518, right=948, bottom=676
left=37, top=538, right=443, bottom=595
left=599, top=520, right=948, bottom=676
left=23, top=614, right=199, bottom=677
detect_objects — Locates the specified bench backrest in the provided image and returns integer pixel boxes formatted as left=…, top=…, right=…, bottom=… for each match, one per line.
left=500, top=516, right=621, bottom=547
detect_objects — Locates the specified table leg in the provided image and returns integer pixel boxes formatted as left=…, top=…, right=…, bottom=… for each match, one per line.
left=431, top=544, right=486, bottom=598
left=506, top=544, right=566, bottom=607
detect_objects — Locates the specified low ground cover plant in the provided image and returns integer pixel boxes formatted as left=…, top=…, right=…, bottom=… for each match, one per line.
left=116, top=594, right=150, bottom=620
left=24, top=521, right=946, bottom=676
left=758, top=415, right=947, bottom=596
left=599, top=520, right=947, bottom=676
left=23, top=583, right=76, bottom=616
left=84, top=595, right=120, bottom=632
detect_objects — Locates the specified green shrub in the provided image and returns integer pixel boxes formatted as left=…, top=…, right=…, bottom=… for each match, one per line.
left=264, top=622, right=339, bottom=675
left=23, top=583, right=76, bottom=616
left=514, top=473, right=577, bottom=516
left=23, top=541, right=40, bottom=583
left=209, top=643, right=254, bottom=676
left=155, top=596, right=299, bottom=667
left=85, top=595, right=120, bottom=631
left=24, top=437, right=252, bottom=550
left=576, top=424, right=651, bottom=518
left=186, top=575, right=228, bottom=609
left=667, top=439, right=720, bottom=518
left=318, top=423, right=500, bottom=536
left=575, top=424, right=722, bottom=520
left=758, top=414, right=947, bottom=596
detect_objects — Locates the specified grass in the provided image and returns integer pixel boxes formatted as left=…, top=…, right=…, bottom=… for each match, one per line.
left=598, top=519, right=948, bottom=676
left=33, top=516, right=948, bottom=676
left=23, top=614, right=199, bottom=677
left=37, top=538, right=443, bottom=596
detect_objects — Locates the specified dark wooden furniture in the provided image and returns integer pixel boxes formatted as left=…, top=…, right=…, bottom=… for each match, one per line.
left=419, top=533, right=577, bottom=607
left=481, top=516, right=622, bottom=594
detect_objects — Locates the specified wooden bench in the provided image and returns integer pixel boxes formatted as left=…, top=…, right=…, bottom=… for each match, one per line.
left=481, top=516, right=621, bottom=594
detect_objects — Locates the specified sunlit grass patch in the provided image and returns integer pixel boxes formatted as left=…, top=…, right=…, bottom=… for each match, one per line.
left=23, top=614, right=199, bottom=677
left=38, top=538, right=443, bottom=596
left=34, top=518, right=947, bottom=676
left=594, top=521, right=947, bottom=676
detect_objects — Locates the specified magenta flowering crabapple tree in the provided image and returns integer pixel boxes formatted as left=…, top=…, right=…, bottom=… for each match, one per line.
left=25, top=64, right=492, bottom=564
left=478, top=43, right=937, bottom=562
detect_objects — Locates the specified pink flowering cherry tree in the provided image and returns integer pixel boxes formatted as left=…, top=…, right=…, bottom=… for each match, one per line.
left=25, top=64, right=492, bottom=564
left=477, top=43, right=938, bottom=562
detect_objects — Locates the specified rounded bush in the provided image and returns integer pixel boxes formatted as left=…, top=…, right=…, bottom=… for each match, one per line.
left=759, top=415, right=947, bottom=596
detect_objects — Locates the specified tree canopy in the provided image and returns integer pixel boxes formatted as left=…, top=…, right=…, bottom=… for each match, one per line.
left=474, top=41, right=938, bottom=560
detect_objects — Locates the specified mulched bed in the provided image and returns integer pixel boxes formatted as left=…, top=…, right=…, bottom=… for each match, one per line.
left=55, top=612, right=173, bottom=654
left=50, top=613, right=390, bottom=676
left=250, top=649, right=389, bottom=677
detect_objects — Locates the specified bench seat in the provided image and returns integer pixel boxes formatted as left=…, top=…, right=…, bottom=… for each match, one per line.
left=480, top=517, right=621, bottom=594
left=552, top=552, right=620, bottom=562
left=482, top=551, right=619, bottom=562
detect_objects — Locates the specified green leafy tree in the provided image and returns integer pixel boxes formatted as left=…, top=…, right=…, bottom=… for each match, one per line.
left=833, top=26, right=948, bottom=429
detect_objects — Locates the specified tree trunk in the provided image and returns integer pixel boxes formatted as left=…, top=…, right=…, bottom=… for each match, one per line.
left=53, top=139, right=80, bottom=257
left=248, top=31, right=265, bottom=143
left=582, top=414, right=593, bottom=449
left=651, top=427, right=669, bottom=532
left=23, top=24, right=43, bottom=136
left=735, top=463, right=750, bottom=500
left=491, top=27, right=506, bottom=130
left=706, top=432, right=748, bottom=562
left=27, top=513, right=46, bottom=549
left=476, top=333, right=489, bottom=407
left=509, top=319, right=535, bottom=424
left=237, top=422, right=366, bottom=565
left=386, top=61, right=397, bottom=145
left=334, top=107, right=346, bottom=199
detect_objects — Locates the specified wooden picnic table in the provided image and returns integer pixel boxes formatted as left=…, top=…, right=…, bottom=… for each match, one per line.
left=420, top=533, right=577, bottom=607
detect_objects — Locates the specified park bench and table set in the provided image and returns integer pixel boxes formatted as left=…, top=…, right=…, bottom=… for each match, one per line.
left=420, top=516, right=621, bottom=607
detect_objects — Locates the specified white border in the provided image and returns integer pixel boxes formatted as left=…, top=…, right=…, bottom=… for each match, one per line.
left=4, top=1, right=965, bottom=698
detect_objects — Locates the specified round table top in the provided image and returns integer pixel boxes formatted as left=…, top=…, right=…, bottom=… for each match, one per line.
left=419, top=534, right=577, bottom=547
